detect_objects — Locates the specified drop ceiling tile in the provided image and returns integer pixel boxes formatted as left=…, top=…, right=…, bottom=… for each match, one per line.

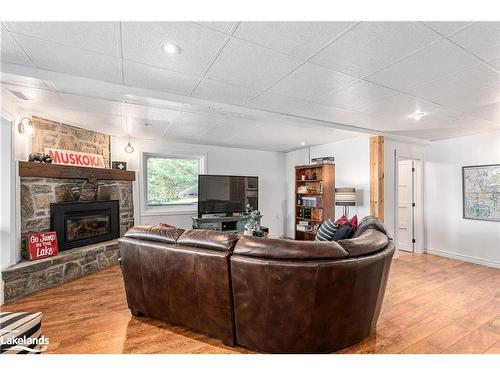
left=123, top=60, right=199, bottom=96
left=358, top=92, right=461, bottom=119
left=450, top=22, right=500, bottom=62
left=464, top=102, right=500, bottom=124
left=195, top=22, right=235, bottom=34
left=291, top=102, right=387, bottom=129
left=234, top=21, right=355, bottom=59
left=205, top=38, right=301, bottom=90
left=313, top=80, right=397, bottom=111
left=407, top=63, right=500, bottom=110
left=367, top=39, right=479, bottom=92
left=268, top=62, right=356, bottom=101
left=122, top=22, right=226, bottom=76
left=310, top=22, right=440, bottom=78
left=4, top=22, right=121, bottom=56
left=191, top=78, right=259, bottom=105
left=246, top=92, right=309, bottom=113
left=388, top=127, right=496, bottom=141
left=0, top=30, right=33, bottom=66
left=422, top=21, right=473, bottom=36
left=14, top=34, right=123, bottom=83
left=488, top=57, right=500, bottom=70
left=164, top=122, right=212, bottom=139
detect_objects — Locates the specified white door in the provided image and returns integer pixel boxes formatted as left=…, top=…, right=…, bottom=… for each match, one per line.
left=398, top=160, right=414, bottom=252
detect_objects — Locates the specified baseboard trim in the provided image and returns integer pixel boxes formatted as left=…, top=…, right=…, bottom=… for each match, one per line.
left=425, top=247, right=499, bottom=269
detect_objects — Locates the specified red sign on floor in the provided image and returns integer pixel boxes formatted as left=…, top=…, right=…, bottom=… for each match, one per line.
left=26, top=232, right=58, bottom=261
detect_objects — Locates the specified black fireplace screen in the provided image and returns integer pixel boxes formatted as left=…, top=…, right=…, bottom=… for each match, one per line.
left=51, top=200, right=119, bottom=250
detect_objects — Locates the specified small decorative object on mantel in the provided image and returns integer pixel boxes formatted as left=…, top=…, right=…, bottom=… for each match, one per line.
left=312, top=157, right=334, bottom=165
left=28, top=152, right=53, bottom=163
left=112, top=161, right=127, bottom=170
left=25, top=231, right=59, bottom=261
left=463, top=164, right=500, bottom=222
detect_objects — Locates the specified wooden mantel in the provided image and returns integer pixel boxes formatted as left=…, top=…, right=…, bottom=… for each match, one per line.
left=19, top=161, right=135, bottom=182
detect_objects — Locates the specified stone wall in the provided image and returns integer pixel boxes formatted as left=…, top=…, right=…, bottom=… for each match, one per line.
left=2, top=240, right=120, bottom=302
left=20, top=177, right=134, bottom=253
left=31, top=117, right=110, bottom=167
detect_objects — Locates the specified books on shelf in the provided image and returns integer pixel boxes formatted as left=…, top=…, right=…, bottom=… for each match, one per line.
left=296, top=224, right=313, bottom=232
left=301, top=196, right=322, bottom=207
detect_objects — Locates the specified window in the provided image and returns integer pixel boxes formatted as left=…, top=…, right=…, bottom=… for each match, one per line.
left=143, top=153, right=205, bottom=210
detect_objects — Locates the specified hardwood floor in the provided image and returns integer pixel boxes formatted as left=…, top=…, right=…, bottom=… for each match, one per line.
left=3, top=252, right=499, bottom=354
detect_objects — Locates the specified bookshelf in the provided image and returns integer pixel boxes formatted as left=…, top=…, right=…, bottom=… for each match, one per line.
left=294, top=163, right=335, bottom=240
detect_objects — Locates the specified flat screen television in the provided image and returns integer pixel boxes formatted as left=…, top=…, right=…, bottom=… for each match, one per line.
left=198, top=175, right=258, bottom=216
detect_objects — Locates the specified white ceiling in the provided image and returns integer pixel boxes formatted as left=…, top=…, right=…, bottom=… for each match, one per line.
left=1, top=21, right=499, bottom=151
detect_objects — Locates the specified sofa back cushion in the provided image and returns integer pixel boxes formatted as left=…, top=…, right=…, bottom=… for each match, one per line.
left=177, top=229, right=239, bottom=253
left=234, top=236, right=349, bottom=260
left=338, top=228, right=389, bottom=257
left=353, top=216, right=391, bottom=239
left=124, top=225, right=184, bottom=244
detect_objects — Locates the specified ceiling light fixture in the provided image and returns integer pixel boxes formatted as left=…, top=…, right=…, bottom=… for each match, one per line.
left=18, top=116, right=35, bottom=136
left=162, top=43, right=181, bottom=55
left=300, top=142, right=306, bottom=146
left=124, top=139, right=134, bottom=154
left=409, top=111, right=427, bottom=121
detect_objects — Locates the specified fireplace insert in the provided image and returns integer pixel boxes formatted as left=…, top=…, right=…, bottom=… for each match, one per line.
left=51, top=200, right=119, bottom=250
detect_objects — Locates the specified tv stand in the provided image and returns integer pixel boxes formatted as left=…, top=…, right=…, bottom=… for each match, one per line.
left=192, top=214, right=262, bottom=232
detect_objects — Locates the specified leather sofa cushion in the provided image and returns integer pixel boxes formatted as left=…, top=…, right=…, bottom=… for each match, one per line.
left=124, top=225, right=185, bottom=244
left=234, top=236, right=349, bottom=260
left=353, top=216, right=391, bottom=239
left=338, top=228, right=388, bottom=257
left=177, top=229, right=239, bottom=253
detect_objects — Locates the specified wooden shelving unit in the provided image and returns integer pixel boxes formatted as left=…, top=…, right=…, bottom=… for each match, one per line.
left=294, top=163, right=335, bottom=241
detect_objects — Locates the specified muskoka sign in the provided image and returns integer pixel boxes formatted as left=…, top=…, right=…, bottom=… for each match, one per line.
left=44, top=148, right=105, bottom=168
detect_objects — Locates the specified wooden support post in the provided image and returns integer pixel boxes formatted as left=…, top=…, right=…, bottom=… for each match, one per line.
left=370, top=136, right=384, bottom=221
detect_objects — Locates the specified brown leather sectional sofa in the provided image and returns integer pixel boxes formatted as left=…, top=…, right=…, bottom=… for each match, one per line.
left=119, top=216, right=395, bottom=353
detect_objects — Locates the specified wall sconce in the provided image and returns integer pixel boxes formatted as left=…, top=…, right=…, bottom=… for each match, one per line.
left=18, top=117, right=35, bottom=137
left=124, top=139, right=134, bottom=153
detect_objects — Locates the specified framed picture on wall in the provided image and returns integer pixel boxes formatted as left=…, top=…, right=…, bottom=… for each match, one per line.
left=462, top=164, right=500, bottom=222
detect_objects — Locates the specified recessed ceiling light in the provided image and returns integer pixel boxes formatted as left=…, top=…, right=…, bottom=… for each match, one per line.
left=162, top=43, right=181, bottom=55
left=300, top=142, right=306, bottom=146
left=409, top=111, right=427, bottom=121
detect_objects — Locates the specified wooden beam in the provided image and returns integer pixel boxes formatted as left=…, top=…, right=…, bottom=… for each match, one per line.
left=370, top=136, right=384, bottom=221
left=19, top=161, right=135, bottom=182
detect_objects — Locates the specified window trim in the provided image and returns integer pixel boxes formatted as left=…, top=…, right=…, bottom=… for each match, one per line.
left=141, top=152, right=207, bottom=216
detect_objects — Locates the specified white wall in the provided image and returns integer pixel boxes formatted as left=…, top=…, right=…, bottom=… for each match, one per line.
left=285, top=136, right=371, bottom=237
left=112, top=136, right=287, bottom=237
left=424, top=131, right=500, bottom=268
left=0, top=117, right=16, bottom=304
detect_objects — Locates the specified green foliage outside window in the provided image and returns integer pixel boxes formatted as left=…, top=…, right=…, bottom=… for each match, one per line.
left=146, top=157, right=199, bottom=205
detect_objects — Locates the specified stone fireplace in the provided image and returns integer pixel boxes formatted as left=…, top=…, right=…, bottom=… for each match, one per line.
left=2, top=117, right=135, bottom=302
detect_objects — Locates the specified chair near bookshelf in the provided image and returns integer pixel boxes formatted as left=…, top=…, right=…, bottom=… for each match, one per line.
left=294, top=163, right=335, bottom=241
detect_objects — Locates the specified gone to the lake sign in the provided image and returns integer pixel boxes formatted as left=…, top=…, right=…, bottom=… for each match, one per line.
left=44, top=147, right=105, bottom=168
left=26, top=231, right=58, bottom=261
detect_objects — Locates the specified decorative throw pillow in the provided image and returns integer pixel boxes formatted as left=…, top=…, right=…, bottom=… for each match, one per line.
left=349, top=215, right=358, bottom=231
left=0, top=311, right=44, bottom=354
left=332, top=223, right=355, bottom=241
left=335, top=215, right=348, bottom=226
left=315, top=219, right=338, bottom=241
